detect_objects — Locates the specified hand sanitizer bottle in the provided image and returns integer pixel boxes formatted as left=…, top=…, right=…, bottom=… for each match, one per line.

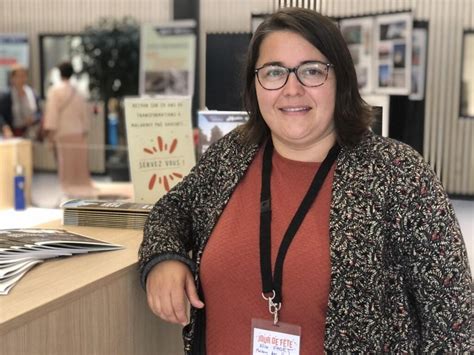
left=14, top=165, right=26, bottom=210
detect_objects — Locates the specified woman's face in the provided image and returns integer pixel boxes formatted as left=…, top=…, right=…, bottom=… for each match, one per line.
left=255, top=31, right=337, bottom=157
left=11, top=69, right=28, bottom=89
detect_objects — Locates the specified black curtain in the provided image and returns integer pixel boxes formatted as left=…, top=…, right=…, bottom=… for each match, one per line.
left=389, top=95, right=425, bottom=155
left=205, top=33, right=252, bottom=111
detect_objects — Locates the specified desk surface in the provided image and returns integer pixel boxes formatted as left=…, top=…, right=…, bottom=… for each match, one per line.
left=0, top=220, right=143, bottom=334
left=0, top=208, right=62, bottom=228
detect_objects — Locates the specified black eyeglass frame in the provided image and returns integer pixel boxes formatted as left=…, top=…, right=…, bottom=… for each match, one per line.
left=254, top=61, right=334, bottom=90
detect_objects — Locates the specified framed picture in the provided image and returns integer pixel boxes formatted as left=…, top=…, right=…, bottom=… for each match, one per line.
left=362, top=94, right=390, bottom=137
left=339, top=16, right=375, bottom=94
left=374, top=12, right=413, bottom=95
left=459, top=30, right=474, bottom=117
left=197, top=110, right=248, bottom=157
left=409, top=24, right=428, bottom=101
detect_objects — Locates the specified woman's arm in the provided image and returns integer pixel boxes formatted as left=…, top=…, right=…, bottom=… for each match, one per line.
left=394, top=148, right=471, bottom=352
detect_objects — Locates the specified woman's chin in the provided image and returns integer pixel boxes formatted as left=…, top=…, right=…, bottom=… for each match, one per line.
left=279, top=129, right=311, bottom=143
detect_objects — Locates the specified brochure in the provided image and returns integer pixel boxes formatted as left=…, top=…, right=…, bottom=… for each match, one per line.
left=61, top=199, right=154, bottom=229
left=0, top=228, right=122, bottom=295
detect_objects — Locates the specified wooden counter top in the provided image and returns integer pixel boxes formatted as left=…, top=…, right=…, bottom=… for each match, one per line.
left=0, top=221, right=142, bottom=333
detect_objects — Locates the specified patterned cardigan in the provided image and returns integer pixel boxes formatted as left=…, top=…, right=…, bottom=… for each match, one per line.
left=139, top=130, right=472, bottom=354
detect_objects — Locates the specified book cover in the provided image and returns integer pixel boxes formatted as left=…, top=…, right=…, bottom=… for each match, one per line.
left=124, top=96, right=196, bottom=204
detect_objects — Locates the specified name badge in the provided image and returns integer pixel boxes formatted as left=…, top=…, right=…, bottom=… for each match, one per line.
left=251, top=318, right=301, bottom=355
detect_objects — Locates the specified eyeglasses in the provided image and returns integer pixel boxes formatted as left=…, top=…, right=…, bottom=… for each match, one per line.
left=255, top=61, right=334, bottom=90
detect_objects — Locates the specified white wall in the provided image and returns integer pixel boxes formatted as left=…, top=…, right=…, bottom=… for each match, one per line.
left=0, top=0, right=172, bottom=96
left=200, top=0, right=474, bottom=196
left=1, top=0, right=472, bottom=195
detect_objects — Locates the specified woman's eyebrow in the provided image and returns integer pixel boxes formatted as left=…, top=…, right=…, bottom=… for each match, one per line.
left=258, top=59, right=327, bottom=68
left=258, top=61, right=284, bottom=67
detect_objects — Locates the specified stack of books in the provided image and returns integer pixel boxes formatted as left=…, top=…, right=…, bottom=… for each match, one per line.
left=61, top=199, right=154, bottom=230
left=0, top=228, right=122, bottom=295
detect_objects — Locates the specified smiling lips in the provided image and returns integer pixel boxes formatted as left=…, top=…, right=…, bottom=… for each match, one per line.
left=279, top=106, right=312, bottom=113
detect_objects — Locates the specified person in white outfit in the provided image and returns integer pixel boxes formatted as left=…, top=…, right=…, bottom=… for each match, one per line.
left=43, top=61, right=96, bottom=198
left=0, top=64, right=41, bottom=137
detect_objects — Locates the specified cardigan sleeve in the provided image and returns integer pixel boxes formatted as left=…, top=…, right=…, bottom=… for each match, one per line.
left=138, top=132, right=236, bottom=289
left=393, top=146, right=472, bottom=352
left=138, top=155, right=207, bottom=288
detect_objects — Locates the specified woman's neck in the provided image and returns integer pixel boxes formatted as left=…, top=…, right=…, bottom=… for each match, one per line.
left=13, top=85, right=25, bottom=95
left=271, top=131, right=337, bottom=162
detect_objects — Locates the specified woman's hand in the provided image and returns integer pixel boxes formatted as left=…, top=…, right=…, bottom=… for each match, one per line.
left=1, top=125, right=13, bottom=138
left=24, top=115, right=35, bottom=127
left=146, top=260, right=205, bottom=325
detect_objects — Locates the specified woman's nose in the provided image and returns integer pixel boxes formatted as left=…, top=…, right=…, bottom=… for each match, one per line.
left=282, top=72, right=304, bottom=96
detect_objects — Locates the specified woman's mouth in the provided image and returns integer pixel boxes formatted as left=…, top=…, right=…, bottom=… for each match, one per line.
left=279, top=106, right=311, bottom=113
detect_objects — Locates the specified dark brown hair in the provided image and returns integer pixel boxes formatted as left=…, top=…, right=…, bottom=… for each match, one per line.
left=239, top=7, right=372, bottom=147
left=58, top=61, right=74, bottom=79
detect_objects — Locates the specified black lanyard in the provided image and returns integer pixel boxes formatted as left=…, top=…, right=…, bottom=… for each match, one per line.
left=259, top=138, right=340, bottom=307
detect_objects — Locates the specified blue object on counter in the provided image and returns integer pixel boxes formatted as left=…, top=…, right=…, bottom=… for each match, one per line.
left=14, top=165, right=26, bottom=210
left=108, top=113, right=119, bottom=147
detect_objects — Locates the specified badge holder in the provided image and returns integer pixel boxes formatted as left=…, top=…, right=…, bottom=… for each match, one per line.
left=251, top=291, right=301, bottom=355
left=251, top=318, right=301, bottom=355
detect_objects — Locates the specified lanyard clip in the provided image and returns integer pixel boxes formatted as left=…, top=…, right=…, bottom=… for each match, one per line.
left=260, top=199, right=271, bottom=214
left=262, top=290, right=281, bottom=325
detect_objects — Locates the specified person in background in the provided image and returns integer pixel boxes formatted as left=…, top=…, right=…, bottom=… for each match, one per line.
left=43, top=61, right=96, bottom=199
left=0, top=64, right=41, bottom=137
left=0, top=117, right=13, bottom=138
left=139, top=7, right=472, bottom=354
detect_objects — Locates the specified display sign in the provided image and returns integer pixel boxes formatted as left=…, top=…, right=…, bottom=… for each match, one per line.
left=139, top=20, right=196, bottom=96
left=0, top=34, right=29, bottom=92
left=124, top=96, right=195, bottom=204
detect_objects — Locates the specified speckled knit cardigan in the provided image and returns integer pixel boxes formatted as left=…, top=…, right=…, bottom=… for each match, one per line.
left=139, top=130, right=472, bottom=354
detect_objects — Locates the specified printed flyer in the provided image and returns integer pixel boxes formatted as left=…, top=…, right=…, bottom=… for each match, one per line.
left=140, top=20, right=196, bottom=96
left=0, top=34, right=29, bottom=92
left=124, top=96, right=195, bottom=203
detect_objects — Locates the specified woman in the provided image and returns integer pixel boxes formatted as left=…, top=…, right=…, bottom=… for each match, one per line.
left=139, top=8, right=471, bottom=353
left=43, top=61, right=96, bottom=198
left=0, top=64, right=41, bottom=137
